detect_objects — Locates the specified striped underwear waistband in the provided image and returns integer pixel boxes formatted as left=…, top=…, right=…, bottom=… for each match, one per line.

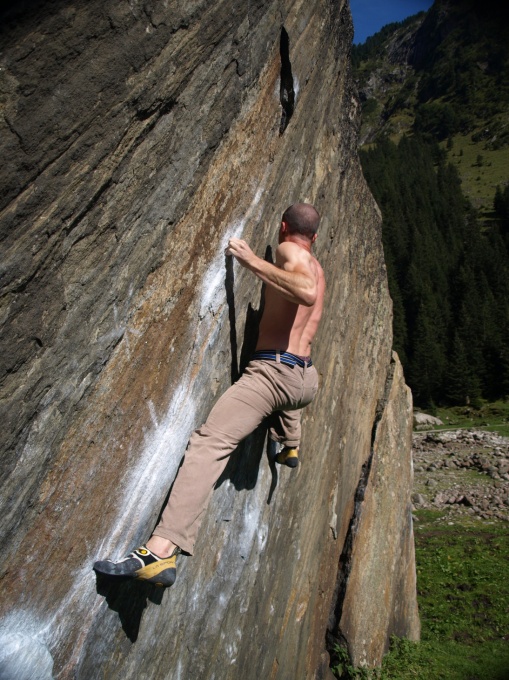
left=252, top=350, right=313, bottom=368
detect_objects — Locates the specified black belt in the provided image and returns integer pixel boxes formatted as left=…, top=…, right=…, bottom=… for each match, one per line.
left=253, top=350, right=312, bottom=368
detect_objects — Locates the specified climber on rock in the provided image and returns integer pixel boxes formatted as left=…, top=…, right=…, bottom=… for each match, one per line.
left=94, top=202, right=325, bottom=587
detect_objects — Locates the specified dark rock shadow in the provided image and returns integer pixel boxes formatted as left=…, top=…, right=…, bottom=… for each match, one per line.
left=93, top=456, right=186, bottom=642
left=237, top=247, right=272, bottom=372
left=215, top=423, right=267, bottom=493
left=225, top=254, right=240, bottom=384
left=94, top=572, right=164, bottom=642
left=265, top=438, right=279, bottom=504
left=217, top=246, right=279, bottom=494
left=225, top=244, right=273, bottom=379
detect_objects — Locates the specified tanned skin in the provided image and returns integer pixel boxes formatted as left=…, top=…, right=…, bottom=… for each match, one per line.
left=147, top=216, right=325, bottom=558
left=227, top=221, right=325, bottom=356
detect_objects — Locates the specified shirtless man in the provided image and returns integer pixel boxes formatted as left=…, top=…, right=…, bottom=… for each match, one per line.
left=94, top=203, right=325, bottom=587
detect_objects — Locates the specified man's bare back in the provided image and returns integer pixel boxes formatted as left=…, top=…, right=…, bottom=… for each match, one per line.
left=256, top=241, right=325, bottom=356
left=226, top=214, right=325, bottom=357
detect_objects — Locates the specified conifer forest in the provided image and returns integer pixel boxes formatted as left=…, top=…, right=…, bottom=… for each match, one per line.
left=354, top=0, right=509, bottom=408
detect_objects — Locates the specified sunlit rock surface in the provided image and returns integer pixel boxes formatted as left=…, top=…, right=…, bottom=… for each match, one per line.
left=0, top=0, right=418, bottom=677
left=329, top=353, right=420, bottom=667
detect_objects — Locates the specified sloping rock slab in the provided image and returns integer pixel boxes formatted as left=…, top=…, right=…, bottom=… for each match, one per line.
left=334, top=353, right=420, bottom=667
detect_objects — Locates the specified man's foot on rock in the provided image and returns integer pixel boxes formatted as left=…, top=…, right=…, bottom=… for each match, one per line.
left=93, top=545, right=180, bottom=587
left=276, top=446, right=299, bottom=468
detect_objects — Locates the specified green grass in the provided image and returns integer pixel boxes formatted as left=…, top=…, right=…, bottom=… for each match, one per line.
left=331, top=509, right=509, bottom=679
left=383, top=513, right=509, bottom=680
left=380, top=635, right=509, bottom=680
left=442, top=132, right=509, bottom=214
left=361, top=127, right=508, bottom=218
left=424, top=401, right=509, bottom=437
left=414, top=517, right=509, bottom=642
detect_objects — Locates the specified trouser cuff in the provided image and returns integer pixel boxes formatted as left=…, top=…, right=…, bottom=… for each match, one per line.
left=152, top=528, right=193, bottom=556
left=269, top=434, right=300, bottom=448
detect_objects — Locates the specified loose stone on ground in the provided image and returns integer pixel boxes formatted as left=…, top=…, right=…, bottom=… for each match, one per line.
left=412, top=429, right=509, bottom=522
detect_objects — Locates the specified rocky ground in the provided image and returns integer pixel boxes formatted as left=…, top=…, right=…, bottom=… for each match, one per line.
left=412, top=429, right=509, bottom=522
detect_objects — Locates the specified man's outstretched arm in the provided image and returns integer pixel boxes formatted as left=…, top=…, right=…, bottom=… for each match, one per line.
left=225, top=238, right=317, bottom=307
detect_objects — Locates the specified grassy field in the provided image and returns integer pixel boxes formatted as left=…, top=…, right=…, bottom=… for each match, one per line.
left=361, top=122, right=508, bottom=219
left=381, top=511, right=509, bottom=680
left=431, top=401, right=509, bottom=438
left=443, top=132, right=509, bottom=216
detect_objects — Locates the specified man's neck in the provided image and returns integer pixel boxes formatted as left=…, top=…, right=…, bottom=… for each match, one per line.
left=281, top=234, right=313, bottom=253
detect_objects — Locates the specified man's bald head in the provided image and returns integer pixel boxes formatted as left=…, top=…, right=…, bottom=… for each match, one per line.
left=282, top=203, right=320, bottom=239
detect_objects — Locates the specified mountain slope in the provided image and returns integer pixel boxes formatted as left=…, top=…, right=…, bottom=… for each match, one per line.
left=353, top=0, right=509, bottom=212
left=353, top=0, right=509, bottom=408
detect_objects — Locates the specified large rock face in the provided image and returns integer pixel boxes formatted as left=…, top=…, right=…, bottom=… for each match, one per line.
left=0, top=1, right=419, bottom=678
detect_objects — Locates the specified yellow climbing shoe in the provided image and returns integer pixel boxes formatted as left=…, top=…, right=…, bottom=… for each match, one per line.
left=276, top=446, right=299, bottom=468
left=94, top=545, right=180, bottom=587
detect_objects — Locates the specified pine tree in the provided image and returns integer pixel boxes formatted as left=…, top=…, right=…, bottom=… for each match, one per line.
left=446, top=331, right=481, bottom=405
left=494, top=184, right=509, bottom=236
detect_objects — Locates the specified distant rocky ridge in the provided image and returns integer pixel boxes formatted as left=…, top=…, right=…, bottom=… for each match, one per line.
left=354, top=0, right=509, bottom=151
left=353, top=12, right=427, bottom=145
left=0, top=1, right=419, bottom=678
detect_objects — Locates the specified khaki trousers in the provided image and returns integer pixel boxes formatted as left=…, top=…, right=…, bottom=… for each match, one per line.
left=153, top=357, right=319, bottom=554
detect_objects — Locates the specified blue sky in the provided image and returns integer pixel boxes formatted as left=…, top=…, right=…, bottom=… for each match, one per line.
left=350, top=0, right=434, bottom=44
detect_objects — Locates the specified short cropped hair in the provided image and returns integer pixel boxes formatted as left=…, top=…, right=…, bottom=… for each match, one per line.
left=282, top=203, right=320, bottom=239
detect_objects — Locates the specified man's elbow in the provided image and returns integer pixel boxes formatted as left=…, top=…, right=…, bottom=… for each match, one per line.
left=299, top=290, right=317, bottom=307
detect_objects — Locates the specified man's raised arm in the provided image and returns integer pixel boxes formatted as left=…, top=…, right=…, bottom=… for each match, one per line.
left=225, top=238, right=317, bottom=307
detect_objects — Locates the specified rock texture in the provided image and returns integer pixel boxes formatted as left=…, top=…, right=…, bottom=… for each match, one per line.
left=413, top=429, right=509, bottom=521
left=328, top=354, right=420, bottom=667
left=413, top=411, right=444, bottom=429
left=0, top=1, right=418, bottom=678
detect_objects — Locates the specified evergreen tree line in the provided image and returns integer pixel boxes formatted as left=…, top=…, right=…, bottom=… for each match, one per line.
left=360, top=136, right=509, bottom=407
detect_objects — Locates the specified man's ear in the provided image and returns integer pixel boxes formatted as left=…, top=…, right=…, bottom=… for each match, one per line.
left=311, top=233, right=318, bottom=244
left=281, top=220, right=290, bottom=233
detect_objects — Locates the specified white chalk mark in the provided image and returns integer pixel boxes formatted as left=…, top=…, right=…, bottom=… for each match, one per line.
left=2, top=183, right=269, bottom=674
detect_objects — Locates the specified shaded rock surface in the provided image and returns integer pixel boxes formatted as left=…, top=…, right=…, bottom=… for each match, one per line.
left=0, top=1, right=418, bottom=678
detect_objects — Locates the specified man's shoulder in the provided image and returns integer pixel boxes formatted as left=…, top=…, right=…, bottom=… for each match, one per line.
left=276, top=241, right=314, bottom=262
left=276, top=241, right=300, bottom=254
left=278, top=241, right=322, bottom=272
left=276, top=242, right=312, bottom=271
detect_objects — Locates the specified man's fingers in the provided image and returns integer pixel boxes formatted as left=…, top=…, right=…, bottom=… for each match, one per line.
left=225, top=238, right=255, bottom=269
left=225, top=239, right=237, bottom=256
left=225, top=238, right=243, bottom=256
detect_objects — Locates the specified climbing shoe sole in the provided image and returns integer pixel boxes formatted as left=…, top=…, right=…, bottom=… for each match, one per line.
left=94, top=545, right=180, bottom=587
